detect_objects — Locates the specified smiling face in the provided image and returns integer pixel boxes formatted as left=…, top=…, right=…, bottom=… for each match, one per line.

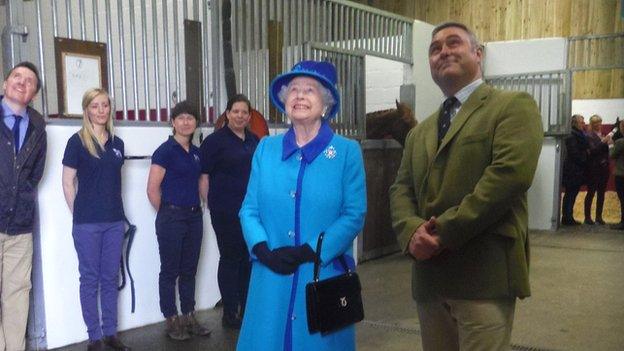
left=429, top=26, right=483, bottom=95
left=226, top=101, right=251, bottom=133
left=284, top=76, right=326, bottom=125
left=172, top=113, right=197, bottom=138
left=87, top=93, right=111, bottom=127
left=3, top=66, right=38, bottom=108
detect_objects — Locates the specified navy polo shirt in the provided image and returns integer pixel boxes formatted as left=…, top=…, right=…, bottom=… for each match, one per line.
left=62, top=133, right=125, bottom=224
left=200, top=127, right=258, bottom=215
left=152, top=136, right=202, bottom=206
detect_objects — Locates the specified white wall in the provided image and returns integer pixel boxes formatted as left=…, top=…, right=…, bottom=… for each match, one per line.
left=483, top=38, right=568, bottom=76
left=528, top=137, right=558, bottom=229
left=38, top=125, right=220, bottom=348
left=411, top=20, right=445, bottom=121
left=482, top=37, right=568, bottom=230
left=572, top=98, right=624, bottom=124
left=365, top=56, right=404, bottom=113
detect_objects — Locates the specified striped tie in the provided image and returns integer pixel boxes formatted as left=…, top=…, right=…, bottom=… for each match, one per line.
left=438, top=96, right=458, bottom=142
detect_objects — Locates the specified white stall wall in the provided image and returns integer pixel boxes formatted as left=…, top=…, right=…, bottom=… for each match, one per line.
left=572, top=98, right=624, bottom=124
left=483, top=38, right=568, bottom=230
left=412, top=20, right=445, bottom=121
left=483, top=38, right=568, bottom=77
left=365, top=56, right=404, bottom=113
left=38, top=125, right=220, bottom=348
left=528, top=137, right=558, bottom=229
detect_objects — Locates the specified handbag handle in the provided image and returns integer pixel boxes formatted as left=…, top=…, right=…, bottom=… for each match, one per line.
left=313, top=232, right=351, bottom=282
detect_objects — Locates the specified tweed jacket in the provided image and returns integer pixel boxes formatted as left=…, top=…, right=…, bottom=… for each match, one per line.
left=0, top=100, right=47, bottom=234
left=389, top=84, right=543, bottom=301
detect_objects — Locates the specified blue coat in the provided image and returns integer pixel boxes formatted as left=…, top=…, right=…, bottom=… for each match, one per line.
left=238, top=122, right=367, bottom=351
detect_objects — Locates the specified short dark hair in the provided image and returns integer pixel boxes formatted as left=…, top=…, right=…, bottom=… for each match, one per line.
left=170, top=100, right=199, bottom=122
left=226, top=94, right=252, bottom=112
left=432, top=22, right=481, bottom=50
left=6, top=61, right=42, bottom=93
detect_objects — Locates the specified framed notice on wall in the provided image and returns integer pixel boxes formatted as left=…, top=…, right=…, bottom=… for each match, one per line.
left=54, top=37, right=108, bottom=117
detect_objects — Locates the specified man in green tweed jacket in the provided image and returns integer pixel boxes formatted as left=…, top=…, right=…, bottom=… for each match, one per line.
left=389, top=22, right=543, bottom=351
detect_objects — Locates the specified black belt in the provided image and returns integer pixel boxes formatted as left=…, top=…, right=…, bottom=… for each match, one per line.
left=162, top=203, right=202, bottom=212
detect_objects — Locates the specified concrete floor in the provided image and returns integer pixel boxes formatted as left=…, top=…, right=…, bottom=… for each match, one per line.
left=54, top=226, right=624, bottom=351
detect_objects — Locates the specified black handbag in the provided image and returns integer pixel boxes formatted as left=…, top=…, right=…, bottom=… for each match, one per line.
left=306, top=232, right=364, bottom=335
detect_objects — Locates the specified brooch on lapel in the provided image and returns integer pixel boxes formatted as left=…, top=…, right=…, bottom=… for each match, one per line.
left=193, top=154, right=200, bottom=163
left=324, top=145, right=337, bottom=159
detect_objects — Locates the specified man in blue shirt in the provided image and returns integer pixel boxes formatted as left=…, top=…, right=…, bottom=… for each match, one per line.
left=0, top=61, right=47, bottom=351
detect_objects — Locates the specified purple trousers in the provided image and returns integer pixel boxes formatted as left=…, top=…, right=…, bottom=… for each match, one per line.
left=72, top=221, right=124, bottom=341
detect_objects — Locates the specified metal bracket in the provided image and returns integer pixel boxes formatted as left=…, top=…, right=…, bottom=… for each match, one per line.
left=3, top=24, right=29, bottom=43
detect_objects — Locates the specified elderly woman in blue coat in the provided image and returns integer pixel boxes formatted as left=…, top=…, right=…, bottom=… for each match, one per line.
left=237, top=60, right=367, bottom=351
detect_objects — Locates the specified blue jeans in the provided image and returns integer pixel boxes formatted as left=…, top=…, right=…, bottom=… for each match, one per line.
left=72, top=221, right=124, bottom=341
left=155, top=206, right=203, bottom=317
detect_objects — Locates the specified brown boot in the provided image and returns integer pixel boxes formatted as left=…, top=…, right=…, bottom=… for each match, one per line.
left=103, top=335, right=131, bottom=351
left=166, top=315, right=191, bottom=341
left=183, top=312, right=212, bottom=336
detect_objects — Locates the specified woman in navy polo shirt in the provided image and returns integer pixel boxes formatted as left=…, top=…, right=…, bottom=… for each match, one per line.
left=61, top=88, right=130, bottom=351
left=146, top=101, right=211, bottom=341
left=199, top=94, right=259, bottom=329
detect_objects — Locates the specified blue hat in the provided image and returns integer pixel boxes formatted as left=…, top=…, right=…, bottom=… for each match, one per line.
left=269, top=60, right=340, bottom=119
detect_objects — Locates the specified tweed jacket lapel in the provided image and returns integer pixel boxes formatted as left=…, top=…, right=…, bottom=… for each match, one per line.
left=436, top=84, right=491, bottom=155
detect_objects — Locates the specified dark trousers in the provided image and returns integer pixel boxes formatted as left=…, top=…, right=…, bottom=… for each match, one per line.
left=562, top=182, right=582, bottom=221
left=615, top=176, right=624, bottom=223
left=155, top=206, right=203, bottom=318
left=72, top=221, right=124, bottom=341
left=585, top=171, right=609, bottom=221
left=210, top=210, right=250, bottom=317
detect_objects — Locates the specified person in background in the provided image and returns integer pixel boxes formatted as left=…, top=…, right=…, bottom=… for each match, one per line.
left=390, top=22, right=543, bottom=351
left=199, top=94, right=259, bottom=329
left=147, top=101, right=211, bottom=341
left=610, top=119, right=624, bottom=230
left=561, top=114, right=589, bottom=225
left=0, top=61, right=47, bottom=351
left=584, top=114, right=611, bottom=225
left=237, top=60, right=367, bottom=350
left=62, top=88, right=130, bottom=351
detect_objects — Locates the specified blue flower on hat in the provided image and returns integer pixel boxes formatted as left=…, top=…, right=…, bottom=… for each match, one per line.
left=269, top=60, right=340, bottom=120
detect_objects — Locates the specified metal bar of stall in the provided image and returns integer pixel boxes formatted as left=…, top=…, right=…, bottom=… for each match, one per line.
left=245, top=0, right=252, bottom=98
left=202, top=0, right=211, bottom=122
left=235, top=0, right=242, bottom=93
left=92, top=0, right=99, bottom=41
left=162, top=0, right=172, bottom=117
left=35, top=0, right=48, bottom=119
left=193, top=0, right=199, bottom=20
left=79, top=0, right=86, bottom=40
left=321, top=0, right=326, bottom=44
left=140, top=0, right=151, bottom=120
left=173, top=0, right=181, bottom=101
left=339, top=3, right=345, bottom=49
left=303, top=0, right=308, bottom=46
left=183, top=0, right=189, bottom=20
left=129, top=0, right=139, bottom=117
left=262, top=0, right=269, bottom=117
left=151, top=0, right=162, bottom=121
left=117, top=0, right=128, bottom=120
left=253, top=0, right=260, bottom=107
left=66, top=0, right=73, bottom=38
left=211, top=0, right=222, bottom=116
left=105, top=0, right=115, bottom=100
left=52, top=0, right=59, bottom=38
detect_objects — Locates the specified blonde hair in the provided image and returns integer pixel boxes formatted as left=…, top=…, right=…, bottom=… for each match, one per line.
left=79, top=88, right=114, bottom=158
left=589, top=114, right=602, bottom=124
